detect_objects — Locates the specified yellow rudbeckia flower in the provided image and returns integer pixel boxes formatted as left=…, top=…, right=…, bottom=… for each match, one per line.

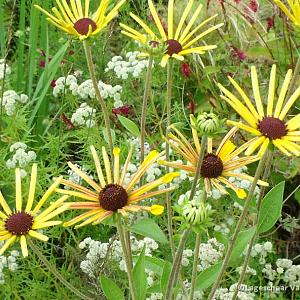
left=56, top=146, right=179, bottom=228
left=273, top=0, right=300, bottom=26
left=0, top=164, right=69, bottom=257
left=159, top=117, right=268, bottom=198
left=120, top=0, right=223, bottom=66
left=35, top=0, right=125, bottom=40
left=218, top=65, right=300, bottom=157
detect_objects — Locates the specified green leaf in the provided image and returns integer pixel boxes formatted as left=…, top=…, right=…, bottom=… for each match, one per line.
left=257, top=182, right=285, bottom=234
left=102, top=127, right=116, bottom=145
left=160, top=261, right=172, bottom=294
left=129, top=218, right=168, bottom=244
left=99, top=276, right=124, bottom=300
left=203, top=66, right=221, bottom=75
left=145, top=256, right=165, bottom=276
left=133, top=247, right=147, bottom=300
left=28, top=41, right=69, bottom=128
left=118, top=115, right=140, bottom=137
left=195, top=262, right=222, bottom=291
left=229, top=226, right=256, bottom=263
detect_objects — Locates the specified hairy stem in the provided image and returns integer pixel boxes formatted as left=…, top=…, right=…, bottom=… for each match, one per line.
left=115, top=214, right=137, bottom=300
left=189, top=233, right=201, bottom=300
left=165, top=229, right=190, bottom=300
left=83, top=40, right=113, bottom=154
left=28, top=239, right=90, bottom=300
left=207, top=150, right=269, bottom=299
left=231, top=150, right=273, bottom=300
left=140, top=56, right=154, bottom=163
left=165, top=60, right=175, bottom=257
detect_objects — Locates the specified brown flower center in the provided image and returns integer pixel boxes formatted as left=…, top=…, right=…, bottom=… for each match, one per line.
left=99, top=184, right=128, bottom=212
left=200, top=154, right=224, bottom=178
left=165, top=39, right=183, bottom=56
left=5, top=212, right=34, bottom=236
left=257, top=117, right=287, bottom=140
left=73, top=18, right=97, bottom=35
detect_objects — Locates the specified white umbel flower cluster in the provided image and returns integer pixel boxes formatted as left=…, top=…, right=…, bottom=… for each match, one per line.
left=0, top=59, right=11, bottom=80
left=71, top=103, right=96, bottom=128
left=197, top=238, right=225, bottom=271
left=105, top=52, right=149, bottom=79
left=6, top=142, right=36, bottom=177
left=0, top=248, right=20, bottom=284
left=0, top=90, right=28, bottom=116
left=245, top=241, right=273, bottom=265
left=79, top=235, right=158, bottom=287
left=53, top=74, right=123, bottom=108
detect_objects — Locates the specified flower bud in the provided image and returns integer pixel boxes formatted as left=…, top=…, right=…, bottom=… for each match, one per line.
left=196, top=112, right=220, bottom=135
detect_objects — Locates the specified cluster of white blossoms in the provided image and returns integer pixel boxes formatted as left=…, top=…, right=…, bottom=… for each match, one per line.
left=198, top=238, right=225, bottom=271
left=105, top=52, right=149, bottom=79
left=71, top=103, right=96, bottom=128
left=79, top=235, right=158, bottom=287
left=262, top=258, right=300, bottom=287
left=0, top=59, right=11, bottom=80
left=0, top=248, right=20, bottom=285
left=6, top=142, right=36, bottom=177
left=246, top=241, right=273, bottom=265
left=213, top=284, right=255, bottom=300
left=53, top=74, right=123, bottom=108
left=214, top=217, right=235, bottom=235
left=0, top=90, right=28, bottom=116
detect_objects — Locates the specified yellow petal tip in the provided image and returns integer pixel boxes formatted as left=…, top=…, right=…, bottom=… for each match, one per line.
left=150, top=205, right=164, bottom=216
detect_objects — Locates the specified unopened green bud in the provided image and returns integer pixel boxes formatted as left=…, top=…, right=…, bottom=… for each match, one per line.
left=196, top=112, right=220, bottom=135
left=140, top=38, right=167, bottom=57
left=182, top=200, right=211, bottom=226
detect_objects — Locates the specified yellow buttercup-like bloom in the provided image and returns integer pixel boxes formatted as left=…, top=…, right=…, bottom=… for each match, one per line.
left=0, top=164, right=69, bottom=257
left=159, top=116, right=268, bottom=198
left=218, top=65, right=300, bottom=157
left=56, top=146, right=179, bottom=228
left=120, top=0, right=223, bottom=67
left=273, top=0, right=300, bottom=26
left=35, top=0, right=125, bottom=40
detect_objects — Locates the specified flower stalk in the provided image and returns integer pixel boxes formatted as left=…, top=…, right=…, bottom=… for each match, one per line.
left=115, top=213, right=137, bottom=300
left=28, top=239, right=90, bottom=300
left=189, top=232, right=201, bottom=300
left=140, top=56, right=154, bottom=163
left=165, top=59, right=175, bottom=257
left=165, top=229, right=190, bottom=300
left=83, top=40, right=113, bottom=155
left=207, top=150, right=270, bottom=299
left=231, top=149, right=273, bottom=300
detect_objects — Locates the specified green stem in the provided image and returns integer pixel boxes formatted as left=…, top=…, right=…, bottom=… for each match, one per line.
left=140, top=56, right=154, bottom=163
left=28, top=239, right=90, bottom=300
left=189, top=233, right=201, bottom=300
left=231, top=150, right=273, bottom=300
left=287, top=53, right=300, bottom=100
left=83, top=40, right=113, bottom=155
left=165, top=60, right=175, bottom=258
left=207, top=150, right=270, bottom=300
left=115, top=214, right=137, bottom=300
left=165, top=229, right=190, bottom=300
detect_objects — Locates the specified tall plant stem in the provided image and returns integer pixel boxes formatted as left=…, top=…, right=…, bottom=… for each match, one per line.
left=83, top=40, right=113, bottom=154
left=232, top=150, right=273, bottom=300
left=28, top=239, right=90, bottom=300
left=115, top=214, right=137, bottom=300
left=165, top=60, right=175, bottom=257
left=140, top=57, right=154, bottom=163
left=208, top=150, right=269, bottom=300
left=165, top=229, right=190, bottom=300
left=189, top=233, right=201, bottom=300
left=287, top=53, right=300, bottom=100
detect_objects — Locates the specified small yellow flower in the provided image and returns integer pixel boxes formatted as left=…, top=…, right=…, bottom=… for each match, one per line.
left=218, top=65, right=300, bottom=157
left=35, top=0, right=126, bottom=40
left=57, top=146, right=179, bottom=228
left=273, top=0, right=300, bottom=26
left=120, top=0, right=223, bottom=66
left=0, top=164, right=69, bottom=257
left=159, top=116, right=268, bottom=198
